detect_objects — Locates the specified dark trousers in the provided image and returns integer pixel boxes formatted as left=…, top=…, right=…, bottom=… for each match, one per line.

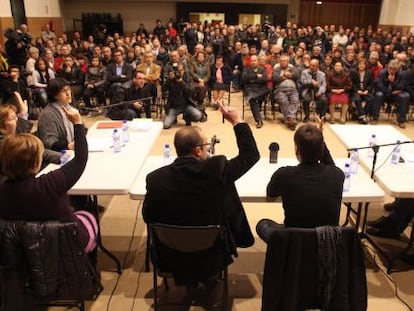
left=302, top=91, right=328, bottom=118
left=373, top=91, right=410, bottom=122
left=353, top=94, right=373, bottom=118
left=246, top=87, right=269, bottom=122
left=389, top=199, right=414, bottom=233
left=83, top=86, right=106, bottom=107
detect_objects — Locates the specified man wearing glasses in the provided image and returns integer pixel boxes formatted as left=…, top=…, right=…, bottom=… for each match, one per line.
left=143, top=103, right=259, bottom=280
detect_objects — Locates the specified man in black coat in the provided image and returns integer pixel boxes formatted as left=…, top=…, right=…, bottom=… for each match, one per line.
left=106, top=48, right=134, bottom=104
left=143, top=103, right=259, bottom=280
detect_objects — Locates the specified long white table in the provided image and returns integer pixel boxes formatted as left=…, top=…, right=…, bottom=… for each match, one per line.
left=39, top=120, right=163, bottom=195
left=330, top=124, right=414, bottom=272
left=130, top=156, right=384, bottom=204
left=130, top=156, right=384, bottom=271
left=330, top=124, right=414, bottom=198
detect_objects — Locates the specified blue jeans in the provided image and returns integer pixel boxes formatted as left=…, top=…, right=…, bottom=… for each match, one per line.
left=163, top=106, right=202, bottom=129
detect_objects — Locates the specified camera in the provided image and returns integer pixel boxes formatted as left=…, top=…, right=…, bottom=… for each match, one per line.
left=170, top=63, right=182, bottom=80
left=210, top=135, right=220, bottom=155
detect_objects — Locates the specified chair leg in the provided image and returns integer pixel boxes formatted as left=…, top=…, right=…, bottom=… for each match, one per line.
left=145, top=225, right=150, bottom=272
left=153, top=266, right=158, bottom=310
left=223, top=267, right=228, bottom=310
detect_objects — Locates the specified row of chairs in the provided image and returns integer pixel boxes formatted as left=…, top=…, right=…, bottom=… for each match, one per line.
left=241, top=90, right=414, bottom=124
left=148, top=223, right=367, bottom=310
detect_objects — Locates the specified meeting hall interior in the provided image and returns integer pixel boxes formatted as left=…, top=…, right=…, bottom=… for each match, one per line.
left=1, top=0, right=414, bottom=310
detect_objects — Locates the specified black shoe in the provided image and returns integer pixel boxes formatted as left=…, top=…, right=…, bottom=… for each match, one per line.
left=359, top=118, right=368, bottom=125
left=256, top=121, right=263, bottom=128
left=367, top=216, right=388, bottom=227
left=366, top=216, right=400, bottom=238
left=366, top=226, right=400, bottom=239
left=384, top=201, right=397, bottom=212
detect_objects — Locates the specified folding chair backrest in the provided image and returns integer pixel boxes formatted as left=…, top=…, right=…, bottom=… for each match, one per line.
left=150, top=224, right=222, bottom=253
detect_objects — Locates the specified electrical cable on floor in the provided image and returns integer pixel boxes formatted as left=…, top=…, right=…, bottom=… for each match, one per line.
left=364, top=242, right=413, bottom=311
left=130, top=260, right=146, bottom=311
left=106, top=200, right=143, bottom=311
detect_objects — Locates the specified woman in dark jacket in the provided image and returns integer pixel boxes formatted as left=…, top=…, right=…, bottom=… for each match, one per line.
left=350, top=59, right=375, bottom=124
left=210, top=55, right=232, bottom=109
left=327, top=61, right=352, bottom=124
left=83, top=55, right=106, bottom=114
left=0, top=106, right=97, bottom=253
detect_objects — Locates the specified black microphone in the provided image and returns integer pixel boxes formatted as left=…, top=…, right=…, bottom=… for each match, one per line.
left=269, top=142, right=279, bottom=163
left=210, top=135, right=220, bottom=155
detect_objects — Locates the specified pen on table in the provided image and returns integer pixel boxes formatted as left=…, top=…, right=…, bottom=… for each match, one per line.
left=110, top=144, right=126, bottom=148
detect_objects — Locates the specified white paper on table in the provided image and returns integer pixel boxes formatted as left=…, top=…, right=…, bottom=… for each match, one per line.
left=130, top=119, right=153, bottom=132
left=87, top=137, right=112, bottom=152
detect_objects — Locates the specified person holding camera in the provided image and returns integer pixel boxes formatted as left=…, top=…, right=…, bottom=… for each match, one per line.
left=162, top=62, right=203, bottom=129
left=4, top=27, right=28, bottom=68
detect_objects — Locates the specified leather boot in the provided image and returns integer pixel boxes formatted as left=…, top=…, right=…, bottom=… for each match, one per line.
left=340, top=104, right=348, bottom=124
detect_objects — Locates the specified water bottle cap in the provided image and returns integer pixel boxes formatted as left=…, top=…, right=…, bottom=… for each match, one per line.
left=396, top=140, right=400, bottom=143
left=371, top=134, right=376, bottom=137
left=345, top=163, right=350, bottom=167
left=61, top=150, right=66, bottom=154
left=123, top=119, right=127, bottom=123
left=114, top=129, right=118, bottom=133
left=165, top=143, right=169, bottom=148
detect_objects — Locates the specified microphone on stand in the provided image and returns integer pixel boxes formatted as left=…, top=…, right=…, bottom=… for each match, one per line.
left=269, top=142, right=279, bottom=163
left=210, top=135, right=220, bottom=156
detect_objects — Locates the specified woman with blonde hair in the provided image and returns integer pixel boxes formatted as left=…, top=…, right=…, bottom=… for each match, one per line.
left=0, top=102, right=60, bottom=180
left=0, top=107, right=97, bottom=253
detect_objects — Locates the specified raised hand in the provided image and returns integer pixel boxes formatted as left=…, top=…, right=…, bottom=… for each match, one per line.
left=62, top=105, right=82, bottom=125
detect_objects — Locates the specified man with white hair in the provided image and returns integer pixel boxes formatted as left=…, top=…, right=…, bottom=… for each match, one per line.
left=26, top=46, right=39, bottom=86
left=374, top=59, right=410, bottom=128
left=272, top=55, right=299, bottom=130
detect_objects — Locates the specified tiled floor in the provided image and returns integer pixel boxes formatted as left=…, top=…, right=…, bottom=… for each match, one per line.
left=52, top=92, right=414, bottom=310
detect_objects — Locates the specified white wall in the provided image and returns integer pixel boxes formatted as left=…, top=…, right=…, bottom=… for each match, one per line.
left=24, top=0, right=62, bottom=17
left=380, top=0, right=414, bottom=26
left=0, top=0, right=12, bottom=17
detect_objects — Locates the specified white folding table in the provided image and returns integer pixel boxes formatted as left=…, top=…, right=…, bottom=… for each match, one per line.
left=330, top=124, right=414, bottom=272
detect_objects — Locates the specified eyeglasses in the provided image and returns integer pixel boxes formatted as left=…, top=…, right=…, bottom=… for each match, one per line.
left=197, top=143, right=211, bottom=150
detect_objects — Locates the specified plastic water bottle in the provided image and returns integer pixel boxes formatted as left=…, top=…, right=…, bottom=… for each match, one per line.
left=122, top=119, right=129, bottom=142
left=343, top=163, right=351, bottom=192
left=367, top=134, right=377, bottom=158
left=350, top=149, right=359, bottom=174
left=112, top=129, right=121, bottom=153
left=60, top=150, right=69, bottom=166
left=163, top=143, right=171, bottom=164
left=391, top=140, right=401, bottom=165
